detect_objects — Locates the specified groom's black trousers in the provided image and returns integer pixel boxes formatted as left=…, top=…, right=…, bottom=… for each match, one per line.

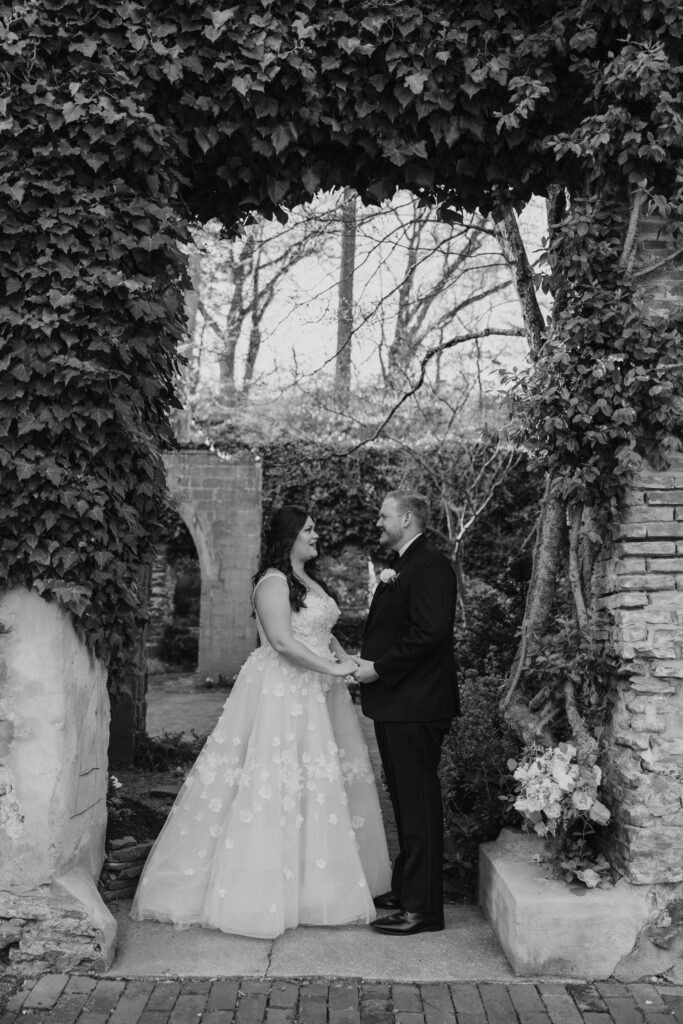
left=373, top=719, right=451, bottom=916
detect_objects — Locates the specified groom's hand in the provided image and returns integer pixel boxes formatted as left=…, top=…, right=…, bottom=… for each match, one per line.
left=352, top=658, right=379, bottom=683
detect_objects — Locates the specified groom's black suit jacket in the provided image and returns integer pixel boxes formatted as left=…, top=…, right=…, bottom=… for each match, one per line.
left=360, top=535, right=459, bottom=723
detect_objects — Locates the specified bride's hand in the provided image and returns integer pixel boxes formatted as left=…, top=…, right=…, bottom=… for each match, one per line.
left=332, top=657, right=359, bottom=677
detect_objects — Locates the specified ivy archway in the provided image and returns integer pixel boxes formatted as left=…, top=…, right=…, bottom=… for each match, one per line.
left=3, top=0, right=683, bottom=755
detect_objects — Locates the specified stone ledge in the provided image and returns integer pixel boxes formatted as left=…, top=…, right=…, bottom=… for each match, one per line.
left=478, top=829, right=649, bottom=978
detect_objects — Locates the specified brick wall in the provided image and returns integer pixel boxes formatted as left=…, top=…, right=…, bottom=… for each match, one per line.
left=595, top=459, right=683, bottom=883
left=594, top=213, right=683, bottom=885
left=163, top=450, right=262, bottom=680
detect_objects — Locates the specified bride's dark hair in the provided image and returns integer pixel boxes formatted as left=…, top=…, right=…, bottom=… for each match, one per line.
left=252, top=505, right=337, bottom=612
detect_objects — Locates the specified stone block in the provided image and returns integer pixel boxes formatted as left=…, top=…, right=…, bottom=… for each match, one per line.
left=0, top=868, right=116, bottom=973
left=647, top=559, right=683, bottom=573
left=620, top=542, right=677, bottom=557
left=478, top=830, right=649, bottom=977
left=625, top=506, right=674, bottom=523
left=598, top=593, right=649, bottom=610
left=647, top=522, right=683, bottom=536
left=646, top=491, right=683, bottom=506
left=611, top=824, right=683, bottom=883
left=652, top=661, right=683, bottom=678
left=630, top=677, right=676, bottom=695
left=616, top=559, right=647, bottom=574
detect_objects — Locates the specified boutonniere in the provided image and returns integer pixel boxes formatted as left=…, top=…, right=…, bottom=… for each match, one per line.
left=378, top=568, right=399, bottom=587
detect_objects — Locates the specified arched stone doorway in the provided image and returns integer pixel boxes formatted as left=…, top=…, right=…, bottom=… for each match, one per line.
left=162, top=450, right=262, bottom=682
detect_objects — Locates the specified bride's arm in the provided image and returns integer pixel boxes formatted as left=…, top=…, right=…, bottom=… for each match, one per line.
left=254, top=577, right=356, bottom=677
left=328, top=634, right=351, bottom=663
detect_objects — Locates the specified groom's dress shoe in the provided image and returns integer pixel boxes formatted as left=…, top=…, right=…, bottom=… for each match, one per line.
left=373, top=891, right=402, bottom=910
left=371, top=911, right=444, bottom=935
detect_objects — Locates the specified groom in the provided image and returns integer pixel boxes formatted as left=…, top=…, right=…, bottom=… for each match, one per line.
left=352, top=490, right=458, bottom=935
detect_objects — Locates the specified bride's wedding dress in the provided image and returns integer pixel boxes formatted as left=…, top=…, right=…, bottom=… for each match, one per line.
left=131, top=571, right=391, bottom=938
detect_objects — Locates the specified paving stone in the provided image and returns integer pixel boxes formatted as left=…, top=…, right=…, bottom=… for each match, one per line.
left=23, top=975, right=70, bottom=1009
left=77, top=1013, right=110, bottom=1024
left=147, top=982, right=181, bottom=1012
left=300, top=999, right=327, bottom=1024
left=601, top=996, right=644, bottom=1023
left=45, top=991, right=91, bottom=1024
left=235, top=991, right=269, bottom=1024
left=477, top=984, right=518, bottom=1024
left=182, top=979, right=213, bottom=994
left=661, top=993, right=683, bottom=1017
left=448, top=984, right=486, bottom=1020
left=266, top=1008, right=296, bottom=1024
left=509, top=985, right=547, bottom=1015
left=85, top=979, right=127, bottom=1013
left=641, top=1015, right=676, bottom=1024
left=108, top=985, right=154, bottom=1024
left=361, top=997, right=393, bottom=1024
left=169, top=992, right=208, bottom=1023
left=394, top=1013, right=425, bottom=1024
left=328, top=984, right=359, bottom=1012
left=2, top=980, right=34, bottom=1015
left=391, top=985, right=422, bottom=1014
left=138, top=1012, right=172, bottom=1024
left=420, top=984, right=455, bottom=1024
left=64, top=977, right=97, bottom=995
left=203, top=1013, right=233, bottom=1024
left=567, top=986, right=607, bottom=1015
left=207, top=981, right=241, bottom=1011
left=363, top=985, right=390, bottom=1001
left=302, top=984, right=330, bottom=1001
left=241, top=981, right=273, bottom=997
left=627, top=985, right=668, bottom=1013
left=539, top=991, right=584, bottom=1024
left=594, top=983, right=627, bottom=998
left=580, top=1017, right=611, bottom=1024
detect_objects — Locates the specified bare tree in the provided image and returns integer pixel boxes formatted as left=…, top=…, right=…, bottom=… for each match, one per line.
left=335, top=188, right=357, bottom=404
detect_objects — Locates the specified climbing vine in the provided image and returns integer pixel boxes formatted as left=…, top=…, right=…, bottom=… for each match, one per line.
left=1, top=0, right=682, bottom=699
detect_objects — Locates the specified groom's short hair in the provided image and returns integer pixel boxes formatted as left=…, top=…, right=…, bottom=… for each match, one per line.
left=385, top=490, right=430, bottom=530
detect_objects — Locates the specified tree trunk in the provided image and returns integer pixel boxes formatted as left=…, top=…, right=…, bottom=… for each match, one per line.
left=493, top=208, right=546, bottom=359
left=335, top=187, right=357, bottom=403
left=174, top=248, right=201, bottom=445
left=220, top=235, right=255, bottom=392
left=502, top=473, right=566, bottom=712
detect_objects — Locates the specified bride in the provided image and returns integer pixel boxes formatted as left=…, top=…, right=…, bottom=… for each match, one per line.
left=131, top=505, right=391, bottom=938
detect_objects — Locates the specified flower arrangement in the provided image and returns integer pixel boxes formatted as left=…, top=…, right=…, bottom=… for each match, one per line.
left=378, top=568, right=399, bottom=586
left=510, top=742, right=612, bottom=887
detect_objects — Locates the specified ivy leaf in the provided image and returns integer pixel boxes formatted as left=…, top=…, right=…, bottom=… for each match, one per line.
left=404, top=71, right=429, bottom=95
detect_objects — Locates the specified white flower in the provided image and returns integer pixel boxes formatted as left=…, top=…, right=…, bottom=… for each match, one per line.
left=351, top=816, right=365, bottom=829
left=239, top=809, right=253, bottom=823
left=184, top=868, right=195, bottom=876
left=273, top=684, right=285, bottom=697
left=225, top=838, right=235, bottom=849
left=109, top=775, right=122, bottom=790
left=379, top=568, right=399, bottom=585
left=289, top=703, right=303, bottom=716
left=209, top=798, right=222, bottom=813
left=259, top=784, right=272, bottom=800
left=272, top=737, right=281, bottom=747
left=282, top=796, right=295, bottom=811
left=209, top=825, right=221, bottom=837
left=218, top=889, right=226, bottom=898
left=571, top=790, right=593, bottom=811
left=198, top=849, right=207, bottom=858
left=328, top=814, right=338, bottom=825
left=315, top=858, right=327, bottom=869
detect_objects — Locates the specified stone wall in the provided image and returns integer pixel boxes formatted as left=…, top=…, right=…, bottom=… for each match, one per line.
left=595, top=459, right=683, bottom=885
left=163, top=450, right=262, bottom=680
left=0, top=588, right=116, bottom=971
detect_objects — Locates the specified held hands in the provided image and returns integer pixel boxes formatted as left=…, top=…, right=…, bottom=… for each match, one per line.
left=350, top=656, right=379, bottom=684
left=332, top=656, right=360, bottom=677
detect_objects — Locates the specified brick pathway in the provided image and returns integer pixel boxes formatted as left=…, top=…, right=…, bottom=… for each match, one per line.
left=2, top=976, right=683, bottom=1024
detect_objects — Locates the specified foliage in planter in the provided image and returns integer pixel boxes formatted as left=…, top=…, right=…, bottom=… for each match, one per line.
left=155, top=619, right=199, bottom=669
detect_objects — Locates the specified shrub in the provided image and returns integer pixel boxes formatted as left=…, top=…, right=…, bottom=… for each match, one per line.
left=134, top=730, right=207, bottom=770
left=155, top=618, right=198, bottom=668
left=440, top=671, right=521, bottom=863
